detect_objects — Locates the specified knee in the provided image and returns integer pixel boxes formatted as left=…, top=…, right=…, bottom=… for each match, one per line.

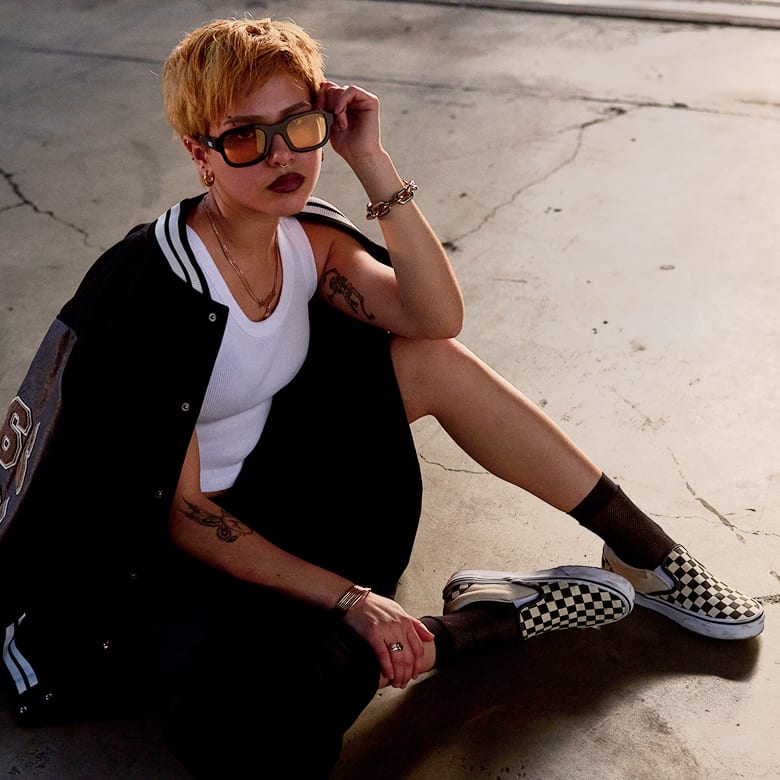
left=391, top=336, right=468, bottom=420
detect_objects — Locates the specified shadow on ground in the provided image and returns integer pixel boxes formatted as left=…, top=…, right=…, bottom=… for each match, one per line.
left=334, top=608, right=760, bottom=778
left=0, top=609, right=759, bottom=778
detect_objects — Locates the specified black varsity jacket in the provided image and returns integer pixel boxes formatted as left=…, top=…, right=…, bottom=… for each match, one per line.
left=0, top=195, right=423, bottom=723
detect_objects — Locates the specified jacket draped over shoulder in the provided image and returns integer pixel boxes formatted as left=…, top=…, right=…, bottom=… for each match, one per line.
left=0, top=195, right=422, bottom=723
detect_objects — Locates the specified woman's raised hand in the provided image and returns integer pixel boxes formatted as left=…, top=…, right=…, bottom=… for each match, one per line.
left=343, top=591, right=435, bottom=688
left=316, top=81, right=384, bottom=165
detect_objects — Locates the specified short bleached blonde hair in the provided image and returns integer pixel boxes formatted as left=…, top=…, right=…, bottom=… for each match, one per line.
left=162, top=18, right=325, bottom=137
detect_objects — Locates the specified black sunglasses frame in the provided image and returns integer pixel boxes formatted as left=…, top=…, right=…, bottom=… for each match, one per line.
left=196, top=109, right=334, bottom=168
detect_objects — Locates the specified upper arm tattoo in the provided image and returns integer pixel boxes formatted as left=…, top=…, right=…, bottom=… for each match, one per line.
left=321, top=267, right=375, bottom=320
left=180, top=499, right=254, bottom=543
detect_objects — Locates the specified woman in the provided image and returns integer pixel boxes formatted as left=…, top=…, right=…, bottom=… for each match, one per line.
left=0, top=18, right=762, bottom=778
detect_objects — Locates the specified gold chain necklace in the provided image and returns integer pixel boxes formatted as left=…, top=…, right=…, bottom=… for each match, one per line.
left=202, top=196, right=280, bottom=320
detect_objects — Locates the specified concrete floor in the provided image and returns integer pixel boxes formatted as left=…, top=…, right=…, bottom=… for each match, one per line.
left=1, top=0, right=779, bottom=777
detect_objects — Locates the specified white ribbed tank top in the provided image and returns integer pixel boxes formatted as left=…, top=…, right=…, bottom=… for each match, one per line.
left=188, top=216, right=318, bottom=492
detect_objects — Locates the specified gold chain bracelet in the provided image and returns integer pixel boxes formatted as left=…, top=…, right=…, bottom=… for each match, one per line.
left=366, top=179, right=418, bottom=220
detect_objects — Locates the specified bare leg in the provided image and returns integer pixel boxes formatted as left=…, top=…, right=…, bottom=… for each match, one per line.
left=391, top=337, right=601, bottom=512
left=390, top=337, right=764, bottom=643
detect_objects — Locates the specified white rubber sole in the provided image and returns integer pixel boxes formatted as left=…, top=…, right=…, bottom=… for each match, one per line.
left=602, top=545, right=765, bottom=640
left=634, top=592, right=765, bottom=640
left=444, top=566, right=635, bottom=613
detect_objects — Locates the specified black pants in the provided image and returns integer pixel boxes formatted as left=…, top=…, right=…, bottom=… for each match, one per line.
left=150, top=301, right=424, bottom=777
left=138, top=564, right=379, bottom=778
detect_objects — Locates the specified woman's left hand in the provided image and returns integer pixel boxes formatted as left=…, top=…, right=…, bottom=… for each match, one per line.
left=342, top=591, right=435, bottom=688
left=316, top=81, right=384, bottom=164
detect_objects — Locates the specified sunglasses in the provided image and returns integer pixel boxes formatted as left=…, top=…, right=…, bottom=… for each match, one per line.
left=196, top=109, right=334, bottom=168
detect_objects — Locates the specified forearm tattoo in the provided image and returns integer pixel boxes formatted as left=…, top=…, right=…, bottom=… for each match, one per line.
left=321, top=267, right=375, bottom=320
left=181, top=499, right=254, bottom=543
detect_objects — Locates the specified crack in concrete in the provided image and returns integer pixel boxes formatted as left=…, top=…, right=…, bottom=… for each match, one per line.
left=729, top=525, right=780, bottom=540
left=756, top=569, right=780, bottom=604
left=662, top=510, right=778, bottom=540
left=447, top=108, right=628, bottom=247
left=716, top=526, right=780, bottom=545
left=612, top=390, right=666, bottom=431
left=577, top=93, right=780, bottom=122
left=346, top=68, right=780, bottom=123
left=685, top=488, right=746, bottom=542
left=419, top=453, right=487, bottom=475
left=739, top=97, right=780, bottom=111
left=669, top=451, right=746, bottom=543
left=1, top=169, right=94, bottom=247
left=428, top=92, right=778, bottom=251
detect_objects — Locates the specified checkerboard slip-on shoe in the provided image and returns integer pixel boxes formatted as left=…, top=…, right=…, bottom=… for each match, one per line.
left=601, top=544, right=764, bottom=640
left=442, top=566, right=634, bottom=640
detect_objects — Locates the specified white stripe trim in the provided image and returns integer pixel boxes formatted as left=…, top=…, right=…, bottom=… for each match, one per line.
left=155, top=203, right=204, bottom=293
left=157, top=197, right=358, bottom=293
left=3, top=618, right=38, bottom=695
left=2, top=623, right=24, bottom=693
left=301, top=198, right=357, bottom=231
left=155, top=211, right=186, bottom=284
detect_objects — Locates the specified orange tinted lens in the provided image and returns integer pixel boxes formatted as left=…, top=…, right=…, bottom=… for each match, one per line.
left=287, top=113, right=326, bottom=150
left=222, top=127, right=267, bottom=164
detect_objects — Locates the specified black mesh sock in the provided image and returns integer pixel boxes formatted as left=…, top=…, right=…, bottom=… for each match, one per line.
left=569, top=473, right=675, bottom=570
left=421, top=603, right=519, bottom=668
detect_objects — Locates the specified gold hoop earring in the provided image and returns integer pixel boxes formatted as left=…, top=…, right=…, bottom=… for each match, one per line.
left=201, top=170, right=215, bottom=187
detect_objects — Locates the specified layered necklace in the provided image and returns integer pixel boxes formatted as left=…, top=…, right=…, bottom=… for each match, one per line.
left=202, top=196, right=281, bottom=320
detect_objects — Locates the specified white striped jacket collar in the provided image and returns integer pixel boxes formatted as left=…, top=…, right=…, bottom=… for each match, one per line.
left=153, top=196, right=362, bottom=297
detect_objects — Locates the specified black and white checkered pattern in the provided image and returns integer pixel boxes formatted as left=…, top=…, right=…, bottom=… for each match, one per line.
left=515, top=581, right=629, bottom=639
left=654, top=546, right=762, bottom=621
left=443, top=575, right=631, bottom=640
left=602, top=543, right=764, bottom=638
